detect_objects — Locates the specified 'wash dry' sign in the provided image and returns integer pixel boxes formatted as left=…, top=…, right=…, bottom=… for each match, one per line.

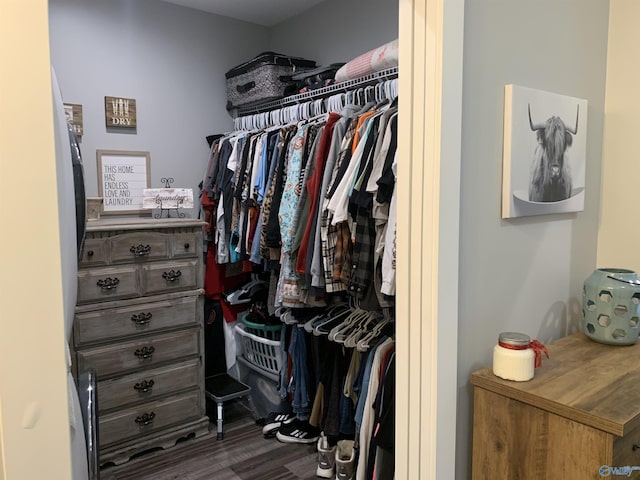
left=105, top=96, right=137, bottom=128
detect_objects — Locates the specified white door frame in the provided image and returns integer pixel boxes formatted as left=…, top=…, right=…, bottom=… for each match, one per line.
left=396, top=0, right=463, bottom=478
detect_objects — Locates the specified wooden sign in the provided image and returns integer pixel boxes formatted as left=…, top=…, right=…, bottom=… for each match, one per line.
left=63, top=103, right=83, bottom=136
left=97, top=150, right=150, bottom=214
left=105, top=96, right=137, bottom=128
left=142, top=188, right=194, bottom=210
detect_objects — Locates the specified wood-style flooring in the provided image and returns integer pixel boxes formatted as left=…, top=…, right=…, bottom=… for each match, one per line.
left=100, top=400, right=318, bottom=480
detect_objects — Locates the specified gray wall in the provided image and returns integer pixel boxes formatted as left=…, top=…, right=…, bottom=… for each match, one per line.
left=268, top=0, right=398, bottom=66
left=48, top=0, right=268, bottom=218
left=456, top=1, right=609, bottom=478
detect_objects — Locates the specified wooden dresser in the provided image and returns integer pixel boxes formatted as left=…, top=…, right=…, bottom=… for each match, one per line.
left=73, top=218, right=210, bottom=466
left=471, top=332, right=640, bottom=479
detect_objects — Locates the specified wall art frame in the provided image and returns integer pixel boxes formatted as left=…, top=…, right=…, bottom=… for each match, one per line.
left=502, top=84, right=588, bottom=219
left=97, top=149, right=151, bottom=215
left=105, top=96, right=137, bottom=128
left=63, top=103, right=83, bottom=136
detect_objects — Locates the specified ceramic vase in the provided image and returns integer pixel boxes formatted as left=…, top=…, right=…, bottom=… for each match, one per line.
left=582, top=268, right=640, bottom=345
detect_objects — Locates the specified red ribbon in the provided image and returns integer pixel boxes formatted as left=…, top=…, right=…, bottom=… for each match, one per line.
left=498, top=339, right=549, bottom=368
left=529, top=340, right=549, bottom=368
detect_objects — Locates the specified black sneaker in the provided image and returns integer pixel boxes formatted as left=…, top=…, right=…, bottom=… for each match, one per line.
left=276, top=418, right=321, bottom=444
left=261, top=412, right=295, bottom=438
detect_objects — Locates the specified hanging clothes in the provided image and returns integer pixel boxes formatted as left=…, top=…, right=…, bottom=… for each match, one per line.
left=200, top=73, right=399, bottom=480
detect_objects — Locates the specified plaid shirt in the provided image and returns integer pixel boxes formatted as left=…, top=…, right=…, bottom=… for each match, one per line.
left=320, top=120, right=359, bottom=293
left=347, top=207, right=375, bottom=300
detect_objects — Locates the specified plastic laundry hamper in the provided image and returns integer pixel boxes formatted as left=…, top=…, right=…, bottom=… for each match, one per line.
left=234, top=322, right=283, bottom=377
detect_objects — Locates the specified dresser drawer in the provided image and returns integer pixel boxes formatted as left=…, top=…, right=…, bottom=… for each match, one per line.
left=77, top=266, right=138, bottom=304
left=110, top=231, right=169, bottom=263
left=79, top=238, right=108, bottom=267
left=99, top=390, right=201, bottom=447
left=74, top=295, right=200, bottom=345
left=76, top=328, right=200, bottom=378
left=98, top=359, right=201, bottom=412
left=171, top=232, right=198, bottom=258
left=141, top=259, right=198, bottom=296
left=614, top=422, right=640, bottom=477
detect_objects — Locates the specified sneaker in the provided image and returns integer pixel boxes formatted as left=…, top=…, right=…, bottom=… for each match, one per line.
left=316, top=432, right=336, bottom=478
left=335, top=439, right=356, bottom=480
left=276, top=418, right=321, bottom=444
left=261, top=412, right=295, bottom=438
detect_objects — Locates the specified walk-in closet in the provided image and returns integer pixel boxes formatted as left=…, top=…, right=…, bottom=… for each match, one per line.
left=3, top=0, right=462, bottom=478
left=46, top=0, right=406, bottom=478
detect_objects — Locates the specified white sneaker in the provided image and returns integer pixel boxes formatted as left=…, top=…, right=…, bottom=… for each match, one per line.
left=335, top=439, right=356, bottom=480
left=316, top=432, right=336, bottom=478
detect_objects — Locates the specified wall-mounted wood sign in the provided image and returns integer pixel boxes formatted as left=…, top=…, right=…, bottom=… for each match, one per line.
left=105, top=96, right=137, bottom=128
left=63, top=103, right=83, bottom=136
left=97, top=150, right=150, bottom=215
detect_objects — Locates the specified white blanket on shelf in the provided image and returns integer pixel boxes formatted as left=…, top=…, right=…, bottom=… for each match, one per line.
left=334, top=39, right=399, bottom=83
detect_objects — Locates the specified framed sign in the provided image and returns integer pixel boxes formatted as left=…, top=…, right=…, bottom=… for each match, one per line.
left=97, top=150, right=151, bottom=215
left=63, top=103, right=83, bottom=136
left=501, top=85, right=587, bottom=218
left=105, top=96, right=137, bottom=128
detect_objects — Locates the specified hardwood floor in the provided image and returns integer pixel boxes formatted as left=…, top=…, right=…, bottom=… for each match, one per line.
left=99, top=399, right=319, bottom=480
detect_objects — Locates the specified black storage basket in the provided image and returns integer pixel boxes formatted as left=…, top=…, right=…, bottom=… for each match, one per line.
left=225, top=52, right=316, bottom=110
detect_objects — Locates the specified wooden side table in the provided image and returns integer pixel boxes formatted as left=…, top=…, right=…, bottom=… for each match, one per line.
left=471, top=332, right=640, bottom=479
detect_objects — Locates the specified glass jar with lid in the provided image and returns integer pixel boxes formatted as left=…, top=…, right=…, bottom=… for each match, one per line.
left=493, top=332, right=535, bottom=381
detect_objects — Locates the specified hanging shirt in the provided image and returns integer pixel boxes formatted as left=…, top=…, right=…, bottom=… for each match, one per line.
left=309, top=108, right=358, bottom=292
left=296, top=112, right=341, bottom=275
left=381, top=152, right=397, bottom=297
left=327, top=111, right=382, bottom=225
left=276, top=123, right=310, bottom=307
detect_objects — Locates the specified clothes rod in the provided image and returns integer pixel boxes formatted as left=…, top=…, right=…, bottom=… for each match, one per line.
left=233, top=66, right=398, bottom=117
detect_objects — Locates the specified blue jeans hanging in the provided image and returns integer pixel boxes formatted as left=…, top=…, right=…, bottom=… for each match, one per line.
left=289, top=327, right=311, bottom=419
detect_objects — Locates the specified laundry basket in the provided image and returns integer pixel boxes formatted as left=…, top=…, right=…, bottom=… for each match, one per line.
left=234, top=323, right=283, bottom=377
left=240, top=312, right=282, bottom=341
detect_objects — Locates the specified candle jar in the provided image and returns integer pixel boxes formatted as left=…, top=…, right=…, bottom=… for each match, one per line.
left=493, top=332, right=534, bottom=381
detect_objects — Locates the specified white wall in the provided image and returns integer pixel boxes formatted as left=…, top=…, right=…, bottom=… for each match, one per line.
left=598, top=0, right=640, bottom=271
left=457, top=1, right=610, bottom=478
left=48, top=0, right=268, bottom=218
left=0, top=1, right=72, bottom=478
left=269, top=0, right=398, bottom=66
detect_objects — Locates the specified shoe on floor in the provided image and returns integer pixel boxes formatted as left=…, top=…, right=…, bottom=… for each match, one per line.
left=335, top=439, right=356, bottom=480
left=275, top=418, right=321, bottom=444
left=261, top=412, right=295, bottom=438
left=316, top=432, right=336, bottom=478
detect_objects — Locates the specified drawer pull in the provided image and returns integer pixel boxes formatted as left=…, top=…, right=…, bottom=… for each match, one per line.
left=87, top=250, right=94, bottom=257
left=134, top=346, right=155, bottom=360
left=131, top=312, right=153, bottom=326
left=134, top=412, right=156, bottom=427
left=97, top=277, right=120, bottom=290
left=133, top=379, right=155, bottom=394
left=130, top=244, right=151, bottom=257
left=184, top=243, right=190, bottom=249
left=162, top=269, right=182, bottom=282
left=633, top=444, right=640, bottom=451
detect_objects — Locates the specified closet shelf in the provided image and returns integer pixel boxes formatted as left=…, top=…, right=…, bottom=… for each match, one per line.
left=232, top=66, right=399, bottom=117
